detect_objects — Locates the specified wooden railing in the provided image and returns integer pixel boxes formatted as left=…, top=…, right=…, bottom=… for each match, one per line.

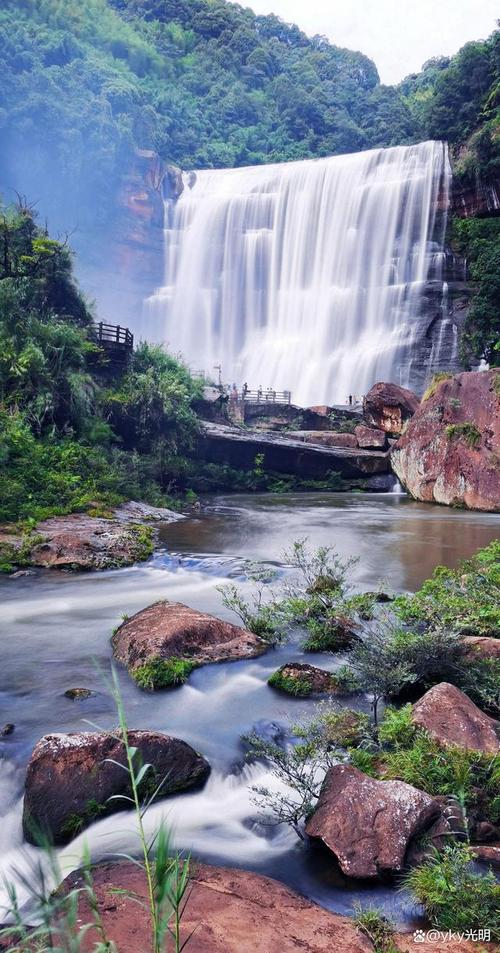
left=239, top=389, right=291, bottom=404
left=93, top=322, right=134, bottom=349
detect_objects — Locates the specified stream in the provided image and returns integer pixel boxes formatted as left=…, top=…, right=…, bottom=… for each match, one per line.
left=1, top=492, right=499, bottom=927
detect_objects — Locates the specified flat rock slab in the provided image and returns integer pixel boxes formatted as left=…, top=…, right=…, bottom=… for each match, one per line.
left=412, top=682, right=499, bottom=755
left=59, top=861, right=374, bottom=953
left=29, top=501, right=183, bottom=570
left=200, top=421, right=391, bottom=478
left=23, top=730, right=210, bottom=845
left=293, top=431, right=358, bottom=448
left=112, top=600, right=267, bottom=678
left=305, top=764, right=439, bottom=878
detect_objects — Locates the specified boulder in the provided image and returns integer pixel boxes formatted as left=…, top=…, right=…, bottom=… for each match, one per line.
left=411, top=683, right=499, bottom=755
left=58, top=862, right=374, bottom=953
left=472, top=844, right=500, bottom=869
left=354, top=425, right=387, bottom=449
left=463, top=636, right=500, bottom=660
left=305, top=764, right=439, bottom=878
left=63, top=688, right=95, bottom=701
left=112, top=600, right=267, bottom=686
left=268, top=663, right=338, bottom=697
left=391, top=370, right=500, bottom=511
left=23, top=731, right=210, bottom=845
left=363, top=382, right=420, bottom=435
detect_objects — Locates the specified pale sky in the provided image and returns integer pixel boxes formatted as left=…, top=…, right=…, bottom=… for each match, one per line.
left=246, top=0, right=498, bottom=84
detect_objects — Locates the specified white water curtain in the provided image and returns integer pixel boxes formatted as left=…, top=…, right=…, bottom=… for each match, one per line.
left=142, top=141, right=450, bottom=406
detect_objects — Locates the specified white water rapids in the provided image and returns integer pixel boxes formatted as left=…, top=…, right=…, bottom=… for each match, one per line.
left=143, top=141, right=450, bottom=405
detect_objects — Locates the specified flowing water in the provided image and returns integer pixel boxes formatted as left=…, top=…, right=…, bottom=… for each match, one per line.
left=142, top=142, right=451, bottom=404
left=1, top=493, right=498, bottom=926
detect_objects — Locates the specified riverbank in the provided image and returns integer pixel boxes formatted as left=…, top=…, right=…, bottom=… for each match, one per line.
left=0, top=492, right=498, bottom=942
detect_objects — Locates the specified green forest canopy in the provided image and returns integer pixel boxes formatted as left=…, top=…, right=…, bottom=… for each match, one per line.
left=1, top=0, right=497, bottom=223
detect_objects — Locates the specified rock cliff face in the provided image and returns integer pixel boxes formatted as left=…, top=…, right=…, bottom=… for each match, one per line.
left=391, top=369, right=500, bottom=511
left=76, top=151, right=190, bottom=332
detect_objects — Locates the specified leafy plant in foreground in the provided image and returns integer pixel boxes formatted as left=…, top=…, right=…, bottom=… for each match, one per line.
left=404, top=845, right=500, bottom=939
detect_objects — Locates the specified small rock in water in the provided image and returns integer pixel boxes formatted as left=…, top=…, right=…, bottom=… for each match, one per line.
left=1, top=723, right=15, bottom=736
left=64, top=688, right=95, bottom=701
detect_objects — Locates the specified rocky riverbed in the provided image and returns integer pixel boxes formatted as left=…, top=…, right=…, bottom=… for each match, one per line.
left=0, top=492, right=498, bottom=948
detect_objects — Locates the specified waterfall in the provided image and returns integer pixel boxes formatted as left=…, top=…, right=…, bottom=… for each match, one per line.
left=143, top=141, right=451, bottom=407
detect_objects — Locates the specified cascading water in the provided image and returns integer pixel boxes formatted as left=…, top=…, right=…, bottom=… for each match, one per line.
left=143, top=141, right=451, bottom=406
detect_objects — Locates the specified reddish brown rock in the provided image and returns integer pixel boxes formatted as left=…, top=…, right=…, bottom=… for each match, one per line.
left=112, top=600, right=267, bottom=680
left=23, top=731, right=210, bottom=846
left=29, top=502, right=182, bottom=570
left=363, top=382, right=420, bottom=435
left=354, top=424, right=387, bottom=449
left=472, top=844, right=500, bottom=869
left=305, top=764, right=439, bottom=878
left=463, top=636, right=500, bottom=660
left=269, top=662, right=339, bottom=696
left=411, top=683, right=499, bottom=755
left=58, top=862, right=375, bottom=953
left=391, top=369, right=500, bottom=511
left=294, top=431, right=358, bottom=448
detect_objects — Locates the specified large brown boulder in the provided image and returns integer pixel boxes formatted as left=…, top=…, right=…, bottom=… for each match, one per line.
left=305, top=764, right=439, bottom=878
left=411, top=683, right=499, bottom=755
left=391, top=370, right=500, bottom=511
left=58, top=862, right=374, bottom=953
left=112, top=600, right=267, bottom=687
left=363, top=382, right=420, bottom=435
left=463, top=636, right=500, bottom=660
left=23, top=731, right=210, bottom=845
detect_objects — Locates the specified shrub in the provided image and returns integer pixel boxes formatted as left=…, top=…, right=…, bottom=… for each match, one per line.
left=422, top=372, right=453, bottom=401
left=354, top=906, right=398, bottom=953
left=393, top=541, right=500, bottom=636
left=404, top=845, right=500, bottom=938
left=268, top=669, right=314, bottom=697
left=132, top=657, right=196, bottom=691
left=377, top=704, right=416, bottom=748
left=383, top=733, right=500, bottom=823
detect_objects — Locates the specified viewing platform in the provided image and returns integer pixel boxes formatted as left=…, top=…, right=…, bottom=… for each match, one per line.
left=92, top=322, right=134, bottom=364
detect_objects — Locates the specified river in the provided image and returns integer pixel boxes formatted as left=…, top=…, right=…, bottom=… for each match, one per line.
left=0, top=492, right=498, bottom=927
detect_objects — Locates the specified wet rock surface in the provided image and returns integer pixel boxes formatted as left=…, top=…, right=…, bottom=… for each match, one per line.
left=268, top=662, right=339, bottom=696
left=411, top=683, right=499, bottom=755
left=23, top=730, right=210, bottom=845
left=29, top=501, right=183, bottom=570
left=59, top=861, right=375, bottom=953
left=305, top=764, right=440, bottom=878
left=112, top=600, right=267, bottom=679
left=391, top=369, right=500, bottom=511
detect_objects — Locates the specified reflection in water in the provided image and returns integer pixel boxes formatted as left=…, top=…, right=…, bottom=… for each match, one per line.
left=162, top=492, right=500, bottom=591
left=0, top=493, right=498, bottom=925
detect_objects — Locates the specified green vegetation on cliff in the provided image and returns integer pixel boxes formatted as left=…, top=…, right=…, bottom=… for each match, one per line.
left=0, top=0, right=416, bottom=224
left=401, top=29, right=499, bottom=185
left=0, top=200, right=201, bottom=523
